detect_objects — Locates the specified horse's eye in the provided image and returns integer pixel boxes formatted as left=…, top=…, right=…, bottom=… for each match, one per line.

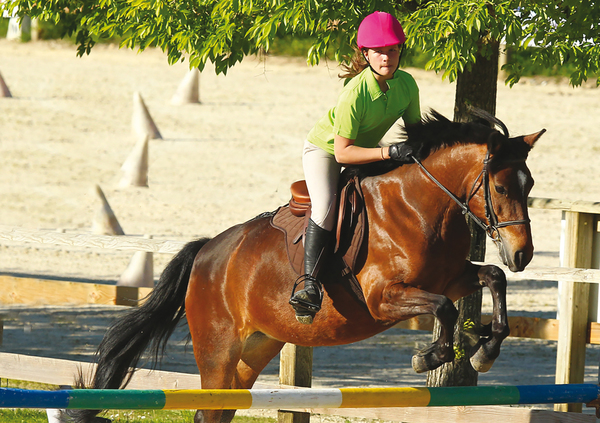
left=495, top=185, right=507, bottom=195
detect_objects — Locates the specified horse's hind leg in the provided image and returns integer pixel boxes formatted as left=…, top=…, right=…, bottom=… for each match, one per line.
left=218, top=333, right=285, bottom=423
left=194, top=333, right=284, bottom=423
left=191, top=334, right=242, bottom=423
left=234, top=332, right=285, bottom=389
left=189, top=321, right=284, bottom=423
left=186, top=299, right=244, bottom=423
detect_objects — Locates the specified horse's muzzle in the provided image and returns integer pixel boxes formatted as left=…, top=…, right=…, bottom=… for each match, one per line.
left=513, top=250, right=527, bottom=271
left=500, top=246, right=531, bottom=272
left=495, top=235, right=532, bottom=272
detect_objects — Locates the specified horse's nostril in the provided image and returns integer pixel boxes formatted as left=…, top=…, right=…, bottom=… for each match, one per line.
left=515, top=250, right=525, bottom=269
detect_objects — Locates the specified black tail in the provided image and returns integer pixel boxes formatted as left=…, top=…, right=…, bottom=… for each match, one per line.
left=65, top=238, right=210, bottom=423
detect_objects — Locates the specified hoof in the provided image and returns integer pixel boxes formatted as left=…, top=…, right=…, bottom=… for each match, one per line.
left=295, top=314, right=314, bottom=325
left=411, top=352, right=446, bottom=373
left=412, top=343, right=454, bottom=373
left=411, top=355, right=430, bottom=373
left=470, top=349, right=495, bottom=373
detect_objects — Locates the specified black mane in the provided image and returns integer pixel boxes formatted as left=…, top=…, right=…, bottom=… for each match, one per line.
left=342, top=109, right=532, bottom=181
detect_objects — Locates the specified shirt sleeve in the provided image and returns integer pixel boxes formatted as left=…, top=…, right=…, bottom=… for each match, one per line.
left=332, top=88, right=363, bottom=140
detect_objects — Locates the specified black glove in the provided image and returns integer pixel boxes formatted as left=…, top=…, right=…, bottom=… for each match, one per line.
left=388, top=142, right=415, bottom=163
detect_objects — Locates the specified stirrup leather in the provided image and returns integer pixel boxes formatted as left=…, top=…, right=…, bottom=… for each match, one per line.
left=289, top=274, right=323, bottom=313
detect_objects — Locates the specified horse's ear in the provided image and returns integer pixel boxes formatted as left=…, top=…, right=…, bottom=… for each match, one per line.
left=487, top=131, right=505, bottom=154
left=522, top=129, right=546, bottom=147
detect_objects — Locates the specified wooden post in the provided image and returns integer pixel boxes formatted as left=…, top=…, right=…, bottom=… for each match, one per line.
left=278, top=344, right=313, bottom=423
left=555, top=211, right=595, bottom=412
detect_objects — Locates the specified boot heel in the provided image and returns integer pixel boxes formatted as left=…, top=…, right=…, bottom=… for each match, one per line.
left=289, top=275, right=323, bottom=312
left=295, top=313, right=315, bottom=325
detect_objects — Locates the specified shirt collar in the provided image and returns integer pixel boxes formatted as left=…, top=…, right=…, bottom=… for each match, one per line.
left=365, top=68, right=401, bottom=101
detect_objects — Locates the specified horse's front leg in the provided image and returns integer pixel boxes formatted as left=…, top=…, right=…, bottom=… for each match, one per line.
left=470, top=264, right=510, bottom=372
left=369, top=284, right=459, bottom=373
left=444, top=261, right=510, bottom=373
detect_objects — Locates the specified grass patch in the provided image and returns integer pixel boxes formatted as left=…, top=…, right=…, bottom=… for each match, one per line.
left=104, top=412, right=274, bottom=423
left=0, top=409, right=50, bottom=423
left=0, top=379, right=60, bottom=390
left=0, top=409, right=275, bottom=423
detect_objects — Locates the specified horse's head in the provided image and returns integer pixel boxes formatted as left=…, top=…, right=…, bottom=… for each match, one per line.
left=398, top=109, right=544, bottom=272
left=466, top=112, right=545, bottom=271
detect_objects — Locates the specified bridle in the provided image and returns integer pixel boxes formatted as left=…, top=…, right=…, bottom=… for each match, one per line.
left=410, top=149, right=530, bottom=244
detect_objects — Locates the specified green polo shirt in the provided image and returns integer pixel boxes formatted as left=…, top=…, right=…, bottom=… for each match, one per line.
left=307, top=68, right=421, bottom=155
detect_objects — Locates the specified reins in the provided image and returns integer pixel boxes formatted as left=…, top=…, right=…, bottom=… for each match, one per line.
left=409, top=150, right=530, bottom=243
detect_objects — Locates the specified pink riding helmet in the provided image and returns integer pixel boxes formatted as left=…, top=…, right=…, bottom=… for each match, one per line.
left=357, top=11, right=406, bottom=49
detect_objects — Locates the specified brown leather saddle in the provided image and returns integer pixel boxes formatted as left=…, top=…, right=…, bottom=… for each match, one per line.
left=270, top=176, right=368, bottom=306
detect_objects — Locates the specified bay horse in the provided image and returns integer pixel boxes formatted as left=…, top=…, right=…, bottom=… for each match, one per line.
left=67, top=110, right=544, bottom=423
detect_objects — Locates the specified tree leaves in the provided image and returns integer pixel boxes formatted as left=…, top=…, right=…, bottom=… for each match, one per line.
left=1, top=0, right=598, bottom=86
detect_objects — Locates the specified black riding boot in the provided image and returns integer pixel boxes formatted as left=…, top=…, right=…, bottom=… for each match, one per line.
left=289, top=219, right=331, bottom=324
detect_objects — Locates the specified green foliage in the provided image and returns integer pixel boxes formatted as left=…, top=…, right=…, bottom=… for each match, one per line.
left=0, top=18, right=8, bottom=37
left=453, top=344, right=465, bottom=360
left=463, top=318, right=476, bottom=331
left=506, top=45, right=599, bottom=81
left=404, top=0, right=499, bottom=82
left=498, top=1, right=600, bottom=87
left=404, top=0, right=600, bottom=87
left=1, top=0, right=599, bottom=86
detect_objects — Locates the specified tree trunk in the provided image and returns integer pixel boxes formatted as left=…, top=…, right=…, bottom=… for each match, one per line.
left=453, top=38, right=500, bottom=121
left=426, top=219, right=486, bottom=386
left=426, top=37, right=499, bottom=388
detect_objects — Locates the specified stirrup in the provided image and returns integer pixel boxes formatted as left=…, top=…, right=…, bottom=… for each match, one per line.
left=289, top=274, right=323, bottom=313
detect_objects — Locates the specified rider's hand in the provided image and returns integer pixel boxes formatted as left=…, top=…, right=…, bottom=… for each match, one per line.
left=388, top=142, right=415, bottom=164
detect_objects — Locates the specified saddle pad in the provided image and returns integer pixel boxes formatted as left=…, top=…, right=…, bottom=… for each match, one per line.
left=271, top=176, right=366, bottom=276
left=271, top=206, right=307, bottom=275
left=270, top=176, right=368, bottom=308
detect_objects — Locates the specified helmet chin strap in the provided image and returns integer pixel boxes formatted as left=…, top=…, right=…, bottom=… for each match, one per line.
left=363, top=45, right=405, bottom=77
left=366, top=61, right=385, bottom=77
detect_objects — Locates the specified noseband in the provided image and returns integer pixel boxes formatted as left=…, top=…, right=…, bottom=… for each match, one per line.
left=410, top=150, right=530, bottom=243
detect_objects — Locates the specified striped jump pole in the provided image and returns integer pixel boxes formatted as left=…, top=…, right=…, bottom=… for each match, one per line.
left=0, top=385, right=599, bottom=412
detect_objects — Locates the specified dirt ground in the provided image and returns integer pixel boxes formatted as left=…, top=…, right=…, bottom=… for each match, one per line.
left=1, top=39, right=600, bottom=416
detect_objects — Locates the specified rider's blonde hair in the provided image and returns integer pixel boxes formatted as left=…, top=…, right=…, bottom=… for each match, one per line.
left=339, top=48, right=369, bottom=80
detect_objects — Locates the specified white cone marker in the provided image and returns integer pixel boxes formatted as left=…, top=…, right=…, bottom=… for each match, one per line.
left=132, top=91, right=162, bottom=140
left=171, top=69, right=200, bottom=105
left=119, top=135, right=149, bottom=188
left=0, top=71, right=12, bottom=98
left=92, top=185, right=125, bottom=235
left=118, top=235, right=154, bottom=287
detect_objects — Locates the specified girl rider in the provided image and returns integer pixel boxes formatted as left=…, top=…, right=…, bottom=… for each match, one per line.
left=289, top=11, right=422, bottom=324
